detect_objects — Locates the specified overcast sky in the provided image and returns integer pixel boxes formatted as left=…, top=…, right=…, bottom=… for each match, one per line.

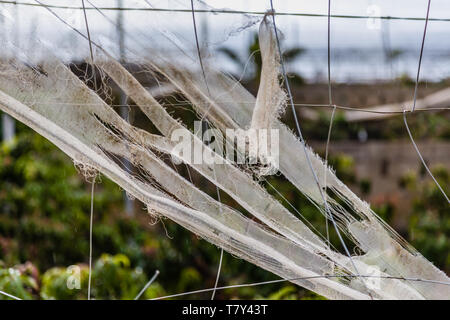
left=2, top=1, right=450, bottom=81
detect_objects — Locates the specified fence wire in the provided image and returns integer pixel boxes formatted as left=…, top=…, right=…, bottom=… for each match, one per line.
left=0, top=0, right=448, bottom=301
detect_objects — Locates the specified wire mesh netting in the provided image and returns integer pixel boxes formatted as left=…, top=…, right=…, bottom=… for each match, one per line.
left=0, top=0, right=449, bottom=300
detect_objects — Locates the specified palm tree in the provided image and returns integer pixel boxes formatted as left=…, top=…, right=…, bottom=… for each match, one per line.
left=218, top=32, right=305, bottom=84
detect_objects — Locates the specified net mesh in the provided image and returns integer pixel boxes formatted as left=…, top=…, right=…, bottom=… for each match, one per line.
left=0, top=0, right=448, bottom=300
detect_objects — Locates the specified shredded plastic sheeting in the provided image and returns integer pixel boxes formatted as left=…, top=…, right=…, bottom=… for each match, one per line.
left=0, top=1, right=448, bottom=300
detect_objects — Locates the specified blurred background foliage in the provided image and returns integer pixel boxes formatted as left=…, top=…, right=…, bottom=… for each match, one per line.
left=0, top=2, right=448, bottom=302
left=0, top=36, right=448, bottom=300
left=0, top=121, right=448, bottom=300
left=400, top=166, right=450, bottom=271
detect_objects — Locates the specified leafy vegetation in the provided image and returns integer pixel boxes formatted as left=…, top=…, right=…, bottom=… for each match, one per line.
left=0, top=115, right=447, bottom=299
left=400, top=166, right=450, bottom=272
left=0, top=126, right=325, bottom=299
left=218, top=32, right=305, bottom=84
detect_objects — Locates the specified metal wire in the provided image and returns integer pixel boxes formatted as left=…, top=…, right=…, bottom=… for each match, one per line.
left=2, top=0, right=448, bottom=301
left=19, top=100, right=450, bottom=115
left=404, top=0, right=449, bottom=203
left=324, top=0, right=334, bottom=248
left=403, top=111, right=450, bottom=203
left=1, top=0, right=449, bottom=23
left=189, top=0, right=224, bottom=300
left=269, top=0, right=366, bottom=294
left=134, top=270, right=160, bottom=300
left=151, top=273, right=450, bottom=300
left=412, top=0, right=432, bottom=112
left=0, top=290, right=21, bottom=300
left=87, top=178, right=95, bottom=300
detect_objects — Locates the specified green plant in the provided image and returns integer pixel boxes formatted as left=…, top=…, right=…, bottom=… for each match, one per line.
left=218, top=32, right=305, bottom=83
left=364, top=166, right=450, bottom=273
left=40, top=265, right=88, bottom=300
left=0, top=261, right=39, bottom=300
left=41, top=253, right=149, bottom=300
left=402, top=166, right=450, bottom=272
